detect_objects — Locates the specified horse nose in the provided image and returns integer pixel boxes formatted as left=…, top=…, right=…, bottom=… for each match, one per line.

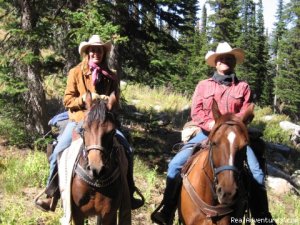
left=87, top=163, right=104, bottom=176
left=216, top=185, right=237, bottom=204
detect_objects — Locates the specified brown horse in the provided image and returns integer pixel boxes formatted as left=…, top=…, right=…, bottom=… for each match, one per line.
left=179, top=100, right=254, bottom=225
left=71, top=91, right=131, bottom=225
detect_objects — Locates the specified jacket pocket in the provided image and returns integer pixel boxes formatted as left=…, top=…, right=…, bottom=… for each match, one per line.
left=203, top=91, right=215, bottom=110
left=229, top=92, right=243, bottom=108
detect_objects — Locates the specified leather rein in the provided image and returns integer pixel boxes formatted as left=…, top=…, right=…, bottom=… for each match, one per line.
left=182, top=121, right=243, bottom=218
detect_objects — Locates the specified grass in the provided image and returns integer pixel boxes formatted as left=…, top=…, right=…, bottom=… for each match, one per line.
left=0, top=150, right=48, bottom=193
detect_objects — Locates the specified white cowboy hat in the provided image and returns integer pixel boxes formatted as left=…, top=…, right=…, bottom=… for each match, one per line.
left=78, top=35, right=112, bottom=56
left=205, top=42, right=245, bottom=67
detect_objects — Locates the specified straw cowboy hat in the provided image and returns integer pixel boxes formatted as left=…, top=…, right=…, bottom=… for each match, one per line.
left=78, top=35, right=112, bottom=56
left=205, top=42, right=245, bottom=67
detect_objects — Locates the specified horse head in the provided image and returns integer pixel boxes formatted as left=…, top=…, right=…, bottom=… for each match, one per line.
left=208, top=99, right=254, bottom=205
left=82, top=91, right=117, bottom=177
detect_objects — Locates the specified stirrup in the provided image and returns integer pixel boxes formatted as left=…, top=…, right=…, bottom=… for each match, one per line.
left=34, top=189, right=58, bottom=212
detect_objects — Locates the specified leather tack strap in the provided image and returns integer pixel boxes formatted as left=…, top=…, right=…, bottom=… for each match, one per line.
left=182, top=175, right=234, bottom=218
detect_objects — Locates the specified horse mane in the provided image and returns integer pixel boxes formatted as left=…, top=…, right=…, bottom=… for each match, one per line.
left=86, top=99, right=108, bottom=127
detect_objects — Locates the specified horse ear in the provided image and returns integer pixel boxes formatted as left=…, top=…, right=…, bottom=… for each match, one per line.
left=241, top=103, right=255, bottom=124
left=85, top=91, right=93, bottom=110
left=212, top=99, right=222, bottom=121
left=107, top=91, right=117, bottom=111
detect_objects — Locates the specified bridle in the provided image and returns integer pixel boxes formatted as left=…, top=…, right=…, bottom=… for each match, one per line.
left=209, top=120, right=244, bottom=186
left=80, top=110, right=116, bottom=158
left=75, top=110, right=120, bottom=188
left=209, top=120, right=247, bottom=186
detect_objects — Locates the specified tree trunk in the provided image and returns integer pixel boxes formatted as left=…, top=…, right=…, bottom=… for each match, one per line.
left=20, top=0, right=48, bottom=134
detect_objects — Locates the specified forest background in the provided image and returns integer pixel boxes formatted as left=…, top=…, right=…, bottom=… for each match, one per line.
left=0, top=0, right=299, bottom=224
left=0, top=0, right=299, bottom=140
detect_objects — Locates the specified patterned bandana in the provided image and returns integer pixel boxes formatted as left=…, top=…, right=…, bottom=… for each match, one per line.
left=88, top=60, right=116, bottom=85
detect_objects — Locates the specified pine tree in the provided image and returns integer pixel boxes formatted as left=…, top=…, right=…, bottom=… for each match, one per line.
left=255, top=0, right=270, bottom=104
left=207, top=0, right=242, bottom=44
left=275, top=0, right=300, bottom=119
left=0, top=0, right=50, bottom=134
left=272, top=0, right=286, bottom=111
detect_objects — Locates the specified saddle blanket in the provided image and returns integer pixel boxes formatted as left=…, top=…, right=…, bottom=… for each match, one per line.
left=58, top=138, right=83, bottom=225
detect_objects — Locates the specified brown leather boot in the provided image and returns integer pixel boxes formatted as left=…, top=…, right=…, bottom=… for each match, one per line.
left=35, top=196, right=58, bottom=212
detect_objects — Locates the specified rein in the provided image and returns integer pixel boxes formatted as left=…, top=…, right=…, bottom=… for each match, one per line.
left=182, top=149, right=235, bottom=218
left=182, top=120, right=243, bottom=218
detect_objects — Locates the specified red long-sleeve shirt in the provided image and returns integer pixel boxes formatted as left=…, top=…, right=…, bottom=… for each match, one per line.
left=191, top=78, right=252, bottom=132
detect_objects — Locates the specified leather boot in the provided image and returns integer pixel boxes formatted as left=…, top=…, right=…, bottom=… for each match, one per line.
left=249, top=179, right=277, bottom=225
left=35, top=196, right=58, bottom=212
left=151, top=175, right=182, bottom=225
left=34, top=171, right=60, bottom=212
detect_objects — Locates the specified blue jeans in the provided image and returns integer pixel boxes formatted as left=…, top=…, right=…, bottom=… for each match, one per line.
left=167, top=131, right=265, bottom=185
left=47, top=121, right=80, bottom=184
left=47, top=121, right=131, bottom=185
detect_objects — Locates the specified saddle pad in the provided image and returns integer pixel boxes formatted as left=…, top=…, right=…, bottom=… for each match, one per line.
left=58, top=138, right=83, bottom=225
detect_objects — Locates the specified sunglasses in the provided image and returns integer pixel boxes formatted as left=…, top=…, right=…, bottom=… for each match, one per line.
left=216, top=55, right=236, bottom=62
left=88, top=46, right=104, bottom=53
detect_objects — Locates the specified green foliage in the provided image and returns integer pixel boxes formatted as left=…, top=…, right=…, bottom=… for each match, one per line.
left=0, top=69, right=32, bottom=146
left=271, top=0, right=300, bottom=119
left=0, top=68, right=27, bottom=95
left=0, top=117, right=29, bottom=146
left=0, top=150, right=48, bottom=193
left=44, top=74, right=67, bottom=98
left=252, top=107, right=292, bottom=145
left=63, top=1, right=124, bottom=47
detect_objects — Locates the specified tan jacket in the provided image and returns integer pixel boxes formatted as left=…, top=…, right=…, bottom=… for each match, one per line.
left=63, top=61, right=119, bottom=122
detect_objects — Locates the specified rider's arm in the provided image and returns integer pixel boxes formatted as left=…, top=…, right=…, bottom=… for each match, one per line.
left=191, top=80, right=215, bottom=132
left=63, top=67, right=85, bottom=111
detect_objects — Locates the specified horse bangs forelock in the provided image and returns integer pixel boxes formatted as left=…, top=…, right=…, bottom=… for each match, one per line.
left=87, top=100, right=107, bottom=127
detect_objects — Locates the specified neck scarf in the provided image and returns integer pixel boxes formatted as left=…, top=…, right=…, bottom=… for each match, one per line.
left=212, top=72, right=238, bottom=86
left=88, top=60, right=116, bottom=85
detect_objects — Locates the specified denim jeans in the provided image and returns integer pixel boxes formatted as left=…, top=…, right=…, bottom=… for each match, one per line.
left=47, top=121, right=130, bottom=185
left=167, top=131, right=265, bottom=185
left=47, top=121, right=80, bottom=184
